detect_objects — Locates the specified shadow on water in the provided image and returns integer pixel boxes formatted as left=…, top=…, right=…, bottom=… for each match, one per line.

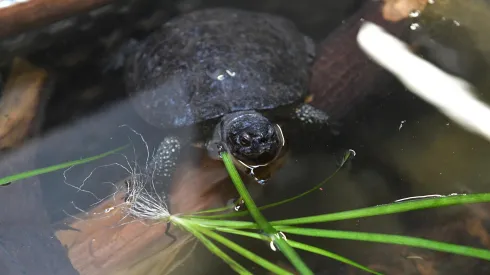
left=1, top=0, right=490, bottom=274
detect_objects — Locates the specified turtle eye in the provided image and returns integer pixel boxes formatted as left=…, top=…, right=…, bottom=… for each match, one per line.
left=238, top=133, right=252, bottom=146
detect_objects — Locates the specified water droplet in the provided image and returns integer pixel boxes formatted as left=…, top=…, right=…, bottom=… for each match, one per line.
left=247, top=167, right=270, bottom=185
left=256, top=178, right=267, bottom=185
left=409, top=10, right=420, bottom=18
left=227, top=198, right=244, bottom=211
left=269, top=241, right=277, bottom=251
left=410, top=23, right=421, bottom=30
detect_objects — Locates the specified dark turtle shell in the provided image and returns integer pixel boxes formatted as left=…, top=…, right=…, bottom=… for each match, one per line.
left=125, top=8, right=312, bottom=129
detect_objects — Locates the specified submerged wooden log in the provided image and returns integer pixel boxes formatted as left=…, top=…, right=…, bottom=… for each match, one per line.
left=0, top=58, right=48, bottom=148
left=0, top=58, right=77, bottom=275
left=309, top=0, right=409, bottom=119
left=0, top=0, right=115, bottom=38
left=55, top=150, right=234, bottom=275
left=0, top=0, right=176, bottom=66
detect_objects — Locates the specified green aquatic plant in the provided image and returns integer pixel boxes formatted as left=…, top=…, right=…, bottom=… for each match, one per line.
left=3, top=146, right=490, bottom=275
left=220, top=150, right=313, bottom=275
left=166, top=150, right=490, bottom=275
left=0, top=145, right=128, bottom=186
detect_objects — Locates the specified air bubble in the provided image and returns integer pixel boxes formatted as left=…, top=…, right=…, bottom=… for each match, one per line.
left=410, top=23, right=420, bottom=30
left=409, top=10, right=420, bottom=18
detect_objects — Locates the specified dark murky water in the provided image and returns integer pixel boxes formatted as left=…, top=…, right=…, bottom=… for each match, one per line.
left=1, top=0, right=490, bottom=274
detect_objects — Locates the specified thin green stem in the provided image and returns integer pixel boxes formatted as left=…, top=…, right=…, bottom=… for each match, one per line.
left=189, top=150, right=354, bottom=219
left=290, top=241, right=382, bottom=275
left=277, top=226, right=490, bottom=261
left=214, top=227, right=383, bottom=275
left=192, top=196, right=243, bottom=215
left=175, top=218, right=252, bottom=274
left=270, top=193, right=490, bottom=226
left=221, top=152, right=270, bottom=228
left=0, top=145, right=129, bottom=185
left=186, top=193, right=490, bottom=230
left=197, top=225, right=295, bottom=275
left=187, top=217, right=257, bottom=229
left=220, top=151, right=313, bottom=275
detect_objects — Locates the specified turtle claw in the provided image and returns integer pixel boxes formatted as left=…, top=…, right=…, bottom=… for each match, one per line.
left=147, top=136, right=181, bottom=192
left=294, top=103, right=330, bottom=125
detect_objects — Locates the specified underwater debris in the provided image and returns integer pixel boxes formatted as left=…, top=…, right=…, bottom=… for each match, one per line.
left=382, top=0, right=429, bottom=22
left=56, top=127, right=234, bottom=275
left=308, top=0, right=407, bottom=120
left=0, top=58, right=48, bottom=148
left=0, top=57, right=78, bottom=274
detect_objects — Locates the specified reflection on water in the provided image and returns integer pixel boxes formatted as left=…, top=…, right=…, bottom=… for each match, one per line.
left=1, top=0, right=490, bottom=274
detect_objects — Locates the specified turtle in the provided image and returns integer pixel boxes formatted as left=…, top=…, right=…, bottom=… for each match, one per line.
left=118, top=7, right=332, bottom=189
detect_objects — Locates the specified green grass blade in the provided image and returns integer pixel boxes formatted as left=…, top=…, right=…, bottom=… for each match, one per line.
left=0, top=145, right=129, bottom=186
left=192, top=196, right=243, bottom=215
left=277, top=226, right=490, bottom=261
left=214, top=227, right=270, bottom=240
left=189, top=150, right=354, bottom=220
left=215, top=227, right=382, bottom=275
left=257, top=150, right=354, bottom=210
left=192, top=205, right=235, bottom=215
left=220, top=152, right=272, bottom=230
left=175, top=218, right=252, bottom=274
left=188, top=194, right=490, bottom=230
left=220, top=151, right=313, bottom=275
left=289, top=240, right=382, bottom=275
left=270, top=193, right=490, bottom=226
left=197, top=225, right=295, bottom=275
left=187, top=218, right=257, bottom=229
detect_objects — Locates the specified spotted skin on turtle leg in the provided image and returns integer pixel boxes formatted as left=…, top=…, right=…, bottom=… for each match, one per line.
left=294, top=103, right=330, bottom=124
left=150, top=137, right=182, bottom=245
left=294, top=103, right=343, bottom=135
left=147, top=136, right=181, bottom=194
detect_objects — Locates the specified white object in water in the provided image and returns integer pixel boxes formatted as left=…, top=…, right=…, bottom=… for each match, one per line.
left=0, top=0, right=29, bottom=9
left=357, top=21, right=490, bottom=142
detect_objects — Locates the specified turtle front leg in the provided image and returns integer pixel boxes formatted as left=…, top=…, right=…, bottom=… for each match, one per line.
left=293, top=103, right=342, bottom=135
left=294, top=103, right=330, bottom=124
left=146, top=136, right=182, bottom=197
left=141, top=136, right=181, bottom=245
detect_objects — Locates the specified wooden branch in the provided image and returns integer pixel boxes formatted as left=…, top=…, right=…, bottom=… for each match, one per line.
left=309, top=0, right=409, bottom=119
left=0, top=0, right=115, bottom=38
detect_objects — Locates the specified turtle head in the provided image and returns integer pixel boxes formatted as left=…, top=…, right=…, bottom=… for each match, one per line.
left=219, top=111, right=284, bottom=166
